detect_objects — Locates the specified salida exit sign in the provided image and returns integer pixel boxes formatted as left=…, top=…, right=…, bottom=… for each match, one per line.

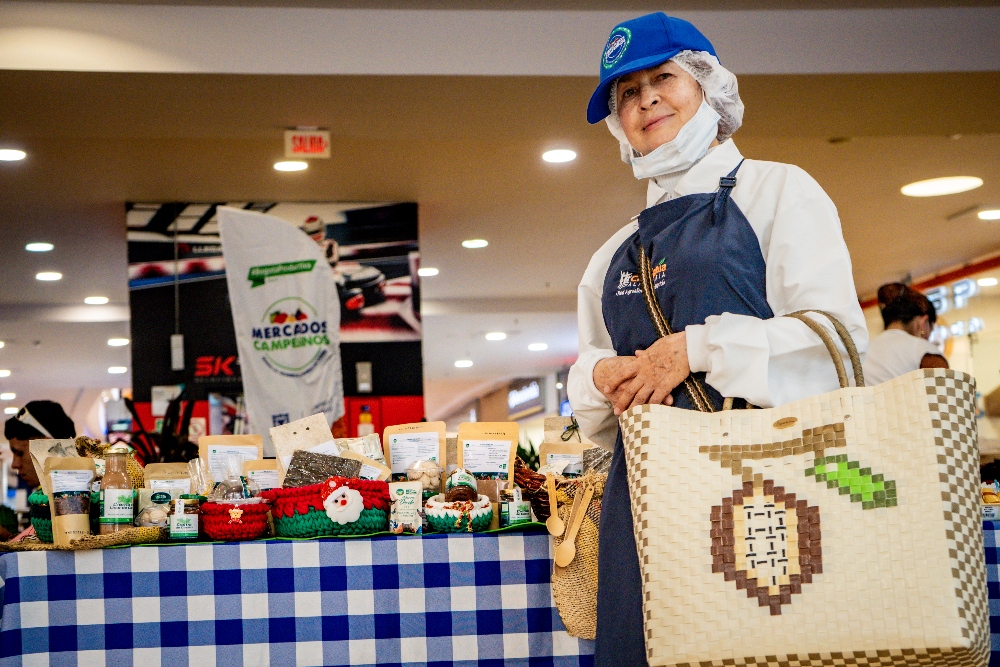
left=284, top=130, right=330, bottom=159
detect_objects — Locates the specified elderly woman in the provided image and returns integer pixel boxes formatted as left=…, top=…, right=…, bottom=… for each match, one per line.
left=567, top=13, right=868, bottom=665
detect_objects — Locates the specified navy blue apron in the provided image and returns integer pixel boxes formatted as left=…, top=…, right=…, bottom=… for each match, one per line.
left=594, top=162, right=774, bottom=666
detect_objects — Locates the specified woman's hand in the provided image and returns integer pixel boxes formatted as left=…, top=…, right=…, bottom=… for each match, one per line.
left=613, top=332, right=690, bottom=415
left=593, top=356, right=639, bottom=405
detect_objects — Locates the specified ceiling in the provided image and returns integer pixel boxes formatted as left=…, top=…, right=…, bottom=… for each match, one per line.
left=1, top=68, right=999, bottom=422
left=16, top=0, right=1000, bottom=7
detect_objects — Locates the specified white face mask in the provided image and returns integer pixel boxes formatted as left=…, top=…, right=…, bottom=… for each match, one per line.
left=629, top=100, right=721, bottom=181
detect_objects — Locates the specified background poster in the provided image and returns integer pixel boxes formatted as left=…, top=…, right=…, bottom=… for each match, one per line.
left=127, top=201, right=424, bottom=443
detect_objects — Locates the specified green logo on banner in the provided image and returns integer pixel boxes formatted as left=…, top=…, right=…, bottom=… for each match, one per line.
left=247, top=260, right=316, bottom=288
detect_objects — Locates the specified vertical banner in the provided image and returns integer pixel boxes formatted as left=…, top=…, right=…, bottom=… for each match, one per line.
left=218, top=206, right=344, bottom=454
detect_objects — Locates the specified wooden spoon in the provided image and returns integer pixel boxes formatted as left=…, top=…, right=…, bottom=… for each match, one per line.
left=553, top=491, right=583, bottom=578
left=545, top=474, right=564, bottom=537
left=554, top=484, right=594, bottom=568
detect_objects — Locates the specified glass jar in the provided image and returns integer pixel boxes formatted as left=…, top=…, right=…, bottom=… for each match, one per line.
left=168, top=494, right=201, bottom=541
left=99, top=445, right=134, bottom=535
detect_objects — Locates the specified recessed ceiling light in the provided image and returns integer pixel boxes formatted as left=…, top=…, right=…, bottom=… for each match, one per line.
left=25, top=242, right=53, bottom=252
left=462, top=239, right=488, bottom=249
left=556, top=382, right=564, bottom=389
left=108, top=338, right=130, bottom=347
left=454, top=359, right=473, bottom=368
left=543, top=149, right=577, bottom=163
left=418, top=267, right=439, bottom=277
left=4, top=407, right=18, bottom=415
left=85, top=296, right=109, bottom=305
left=35, top=272, right=62, bottom=281
left=900, top=176, right=983, bottom=197
left=0, top=370, right=10, bottom=377
left=274, top=160, right=308, bottom=172
left=978, top=209, right=1000, bottom=221
left=978, top=278, right=998, bottom=287
left=108, top=366, right=128, bottom=374
left=0, top=341, right=4, bottom=348
left=0, top=393, right=15, bottom=401
left=485, top=332, right=506, bottom=341
left=528, top=343, right=548, bottom=351
left=0, top=149, right=26, bottom=161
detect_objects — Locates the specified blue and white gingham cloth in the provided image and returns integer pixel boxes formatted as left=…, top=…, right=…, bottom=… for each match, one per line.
left=984, top=521, right=1000, bottom=666
left=0, top=531, right=595, bottom=666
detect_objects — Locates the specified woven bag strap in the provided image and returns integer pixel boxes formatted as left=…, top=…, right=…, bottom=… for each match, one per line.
left=637, top=244, right=716, bottom=413
left=785, top=310, right=865, bottom=388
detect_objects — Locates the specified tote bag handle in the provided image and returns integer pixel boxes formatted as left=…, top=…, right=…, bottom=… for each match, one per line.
left=637, top=245, right=864, bottom=414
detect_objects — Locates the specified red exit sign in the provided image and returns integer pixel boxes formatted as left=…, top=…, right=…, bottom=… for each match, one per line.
left=284, top=130, right=330, bottom=158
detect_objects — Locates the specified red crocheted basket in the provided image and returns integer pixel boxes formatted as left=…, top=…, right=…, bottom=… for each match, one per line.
left=261, top=477, right=391, bottom=518
left=201, top=501, right=270, bottom=541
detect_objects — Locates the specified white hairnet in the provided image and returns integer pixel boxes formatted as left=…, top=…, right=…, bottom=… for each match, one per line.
left=605, top=50, right=744, bottom=163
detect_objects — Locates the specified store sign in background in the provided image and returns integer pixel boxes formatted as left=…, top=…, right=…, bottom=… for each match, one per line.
left=508, top=378, right=544, bottom=420
left=126, top=201, right=424, bottom=439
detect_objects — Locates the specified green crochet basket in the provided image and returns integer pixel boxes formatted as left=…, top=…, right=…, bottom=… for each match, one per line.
left=28, top=490, right=53, bottom=543
left=261, top=478, right=391, bottom=538
left=424, top=494, right=493, bottom=533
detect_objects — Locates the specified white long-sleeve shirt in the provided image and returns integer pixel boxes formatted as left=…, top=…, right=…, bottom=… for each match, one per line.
left=568, top=140, right=868, bottom=451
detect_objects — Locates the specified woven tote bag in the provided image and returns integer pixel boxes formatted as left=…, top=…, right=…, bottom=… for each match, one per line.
left=618, top=248, right=989, bottom=666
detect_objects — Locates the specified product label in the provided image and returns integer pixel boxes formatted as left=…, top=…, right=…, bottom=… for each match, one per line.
left=546, top=453, right=583, bottom=476
left=100, top=489, right=135, bottom=524
left=207, top=445, right=258, bottom=482
left=170, top=502, right=199, bottom=539
left=279, top=439, right=342, bottom=470
left=149, top=478, right=192, bottom=494
left=357, top=464, right=382, bottom=480
left=388, top=433, right=440, bottom=475
left=388, top=483, right=422, bottom=534
left=462, top=439, right=511, bottom=478
left=94, top=459, right=106, bottom=477
left=247, top=469, right=280, bottom=490
left=446, top=469, right=477, bottom=491
left=50, top=469, right=95, bottom=493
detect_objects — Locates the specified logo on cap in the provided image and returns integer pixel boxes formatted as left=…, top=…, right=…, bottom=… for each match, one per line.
left=602, top=26, right=631, bottom=69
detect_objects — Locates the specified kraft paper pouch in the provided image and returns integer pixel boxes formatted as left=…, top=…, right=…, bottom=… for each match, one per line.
left=269, top=413, right=335, bottom=484
left=383, top=422, right=446, bottom=481
left=143, top=462, right=193, bottom=494
left=199, top=434, right=264, bottom=486
left=337, top=451, right=392, bottom=481
left=538, top=441, right=589, bottom=477
left=30, top=439, right=80, bottom=488
left=457, top=422, right=519, bottom=482
left=44, top=456, right=96, bottom=547
left=243, top=459, right=280, bottom=490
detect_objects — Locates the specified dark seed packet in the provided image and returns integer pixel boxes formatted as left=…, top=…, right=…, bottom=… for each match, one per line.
left=281, top=451, right=362, bottom=488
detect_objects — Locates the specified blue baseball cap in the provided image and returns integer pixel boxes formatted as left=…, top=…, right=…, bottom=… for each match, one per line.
left=587, top=13, right=717, bottom=124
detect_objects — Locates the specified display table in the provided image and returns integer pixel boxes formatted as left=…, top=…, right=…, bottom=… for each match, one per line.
left=0, top=530, right=595, bottom=666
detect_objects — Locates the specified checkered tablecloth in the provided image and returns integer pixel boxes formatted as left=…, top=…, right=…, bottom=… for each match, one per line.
left=0, top=530, right=595, bottom=666
left=984, top=522, right=1000, bottom=666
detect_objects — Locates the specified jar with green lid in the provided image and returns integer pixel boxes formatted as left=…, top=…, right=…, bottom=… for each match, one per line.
left=168, top=494, right=202, bottom=541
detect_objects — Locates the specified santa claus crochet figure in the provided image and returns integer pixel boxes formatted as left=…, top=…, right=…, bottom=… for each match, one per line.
left=322, top=480, right=364, bottom=525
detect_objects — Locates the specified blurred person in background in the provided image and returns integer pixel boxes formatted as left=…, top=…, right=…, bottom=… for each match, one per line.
left=863, top=284, right=947, bottom=385
left=4, top=401, right=77, bottom=488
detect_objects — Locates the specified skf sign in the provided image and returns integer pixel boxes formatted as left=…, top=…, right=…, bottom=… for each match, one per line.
left=195, top=356, right=238, bottom=378
left=284, top=130, right=330, bottom=159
